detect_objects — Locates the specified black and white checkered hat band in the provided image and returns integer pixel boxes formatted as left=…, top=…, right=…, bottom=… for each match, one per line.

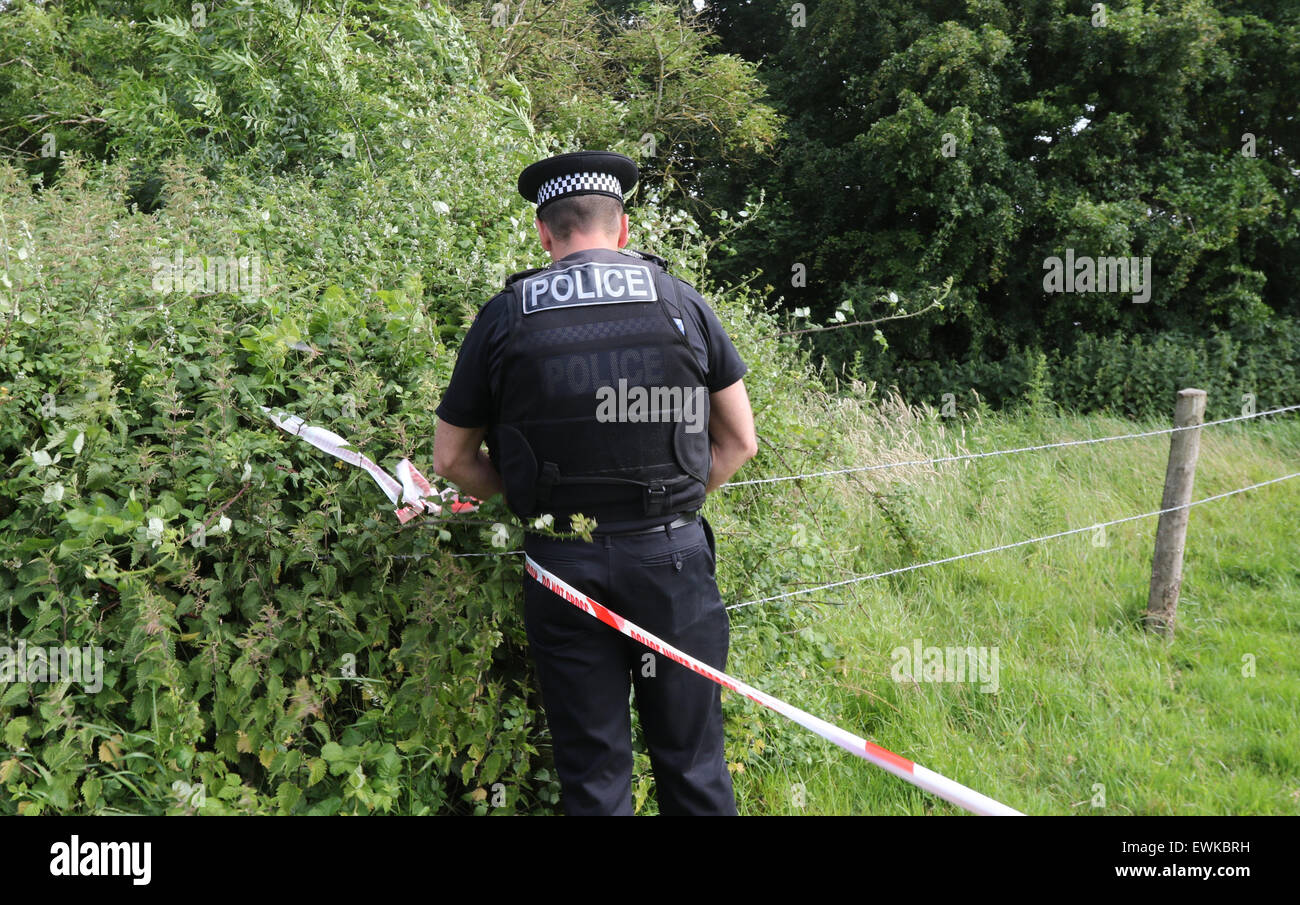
left=536, top=171, right=624, bottom=206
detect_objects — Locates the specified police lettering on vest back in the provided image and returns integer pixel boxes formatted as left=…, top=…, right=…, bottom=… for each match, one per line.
left=523, top=260, right=657, bottom=314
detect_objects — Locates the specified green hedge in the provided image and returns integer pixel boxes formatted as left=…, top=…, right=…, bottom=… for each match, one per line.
left=0, top=126, right=860, bottom=812
left=848, top=319, right=1300, bottom=421
left=0, top=154, right=554, bottom=813
left=1047, top=323, right=1300, bottom=419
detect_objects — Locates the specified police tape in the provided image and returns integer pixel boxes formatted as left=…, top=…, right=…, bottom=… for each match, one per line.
left=263, top=407, right=1020, bottom=813
left=262, top=407, right=477, bottom=521
left=524, top=553, right=1023, bottom=816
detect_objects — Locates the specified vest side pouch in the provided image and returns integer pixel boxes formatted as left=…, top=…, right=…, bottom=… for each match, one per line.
left=494, top=424, right=539, bottom=518
left=672, top=402, right=712, bottom=485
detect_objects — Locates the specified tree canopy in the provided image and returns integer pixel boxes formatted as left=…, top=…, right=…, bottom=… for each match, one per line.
left=698, top=0, right=1299, bottom=409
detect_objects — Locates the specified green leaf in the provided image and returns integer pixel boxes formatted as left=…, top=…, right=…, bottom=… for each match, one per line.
left=5, top=717, right=30, bottom=749
left=307, top=758, right=327, bottom=787
left=276, top=782, right=302, bottom=812
left=1, top=683, right=28, bottom=707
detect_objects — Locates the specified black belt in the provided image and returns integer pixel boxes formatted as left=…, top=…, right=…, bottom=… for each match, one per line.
left=614, top=511, right=700, bottom=537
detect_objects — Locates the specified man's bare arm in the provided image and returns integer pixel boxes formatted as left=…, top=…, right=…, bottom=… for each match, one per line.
left=705, top=378, right=758, bottom=493
left=432, top=419, right=505, bottom=502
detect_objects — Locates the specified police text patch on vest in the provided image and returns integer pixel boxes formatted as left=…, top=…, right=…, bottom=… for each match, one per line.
left=522, top=261, right=658, bottom=315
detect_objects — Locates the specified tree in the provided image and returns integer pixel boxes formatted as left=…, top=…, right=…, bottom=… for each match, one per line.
left=446, top=0, right=780, bottom=212
left=703, top=0, right=1300, bottom=408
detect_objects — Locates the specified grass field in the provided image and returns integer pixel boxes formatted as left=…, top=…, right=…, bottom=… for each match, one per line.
left=711, top=404, right=1300, bottom=815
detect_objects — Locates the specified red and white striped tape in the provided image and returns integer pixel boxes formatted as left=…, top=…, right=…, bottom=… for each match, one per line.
left=262, top=407, right=477, bottom=521
left=261, top=407, right=1020, bottom=814
left=525, top=554, right=1023, bottom=816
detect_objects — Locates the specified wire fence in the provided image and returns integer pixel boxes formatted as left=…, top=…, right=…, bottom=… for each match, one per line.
left=728, top=471, right=1300, bottom=610
left=721, top=403, right=1300, bottom=489
left=391, top=401, right=1298, bottom=586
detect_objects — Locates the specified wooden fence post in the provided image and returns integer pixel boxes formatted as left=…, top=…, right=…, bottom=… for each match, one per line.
left=1144, top=388, right=1208, bottom=636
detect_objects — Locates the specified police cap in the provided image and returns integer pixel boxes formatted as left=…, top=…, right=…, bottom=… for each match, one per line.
left=518, top=150, right=639, bottom=214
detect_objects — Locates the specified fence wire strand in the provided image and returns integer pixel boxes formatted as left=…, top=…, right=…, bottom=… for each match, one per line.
left=728, top=470, right=1300, bottom=611
left=721, top=403, right=1300, bottom=489
left=391, top=403, right=1298, bottom=566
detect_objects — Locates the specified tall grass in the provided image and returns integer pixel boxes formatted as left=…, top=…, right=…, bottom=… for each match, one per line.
left=715, top=399, right=1300, bottom=815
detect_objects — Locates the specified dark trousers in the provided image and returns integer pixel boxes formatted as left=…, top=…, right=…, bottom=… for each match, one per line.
left=523, top=516, right=738, bottom=816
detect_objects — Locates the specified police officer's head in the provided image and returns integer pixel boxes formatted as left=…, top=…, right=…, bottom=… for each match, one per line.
left=536, top=195, right=626, bottom=249
left=518, top=151, right=639, bottom=258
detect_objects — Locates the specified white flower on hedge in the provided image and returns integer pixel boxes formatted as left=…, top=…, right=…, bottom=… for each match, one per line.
left=490, top=523, right=510, bottom=548
left=43, top=482, right=64, bottom=503
left=210, top=515, right=232, bottom=535
left=147, top=517, right=165, bottom=546
left=533, top=513, right=554, bottom=530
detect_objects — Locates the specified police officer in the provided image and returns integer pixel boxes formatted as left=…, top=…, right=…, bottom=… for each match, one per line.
left=432, top=150, right=757, bottom=815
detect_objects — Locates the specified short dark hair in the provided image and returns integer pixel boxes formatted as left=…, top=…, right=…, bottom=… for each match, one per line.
left=537, top=194, right=623, bottom=242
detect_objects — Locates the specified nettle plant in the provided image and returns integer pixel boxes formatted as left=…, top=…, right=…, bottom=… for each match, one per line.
left=0, top=140, right=856, bottom=813
left=0, top=155, right=566, bottom=814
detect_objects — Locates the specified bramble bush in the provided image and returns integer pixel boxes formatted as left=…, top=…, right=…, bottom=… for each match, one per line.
left=0, top=0, right=861, bottom=813
left=0, top=151, right=866, bottom=813
left=0, top=153, right=556, bottom=814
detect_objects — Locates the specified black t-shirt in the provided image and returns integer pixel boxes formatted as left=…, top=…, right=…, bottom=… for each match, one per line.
left=435, top=246, right=748, bottom=533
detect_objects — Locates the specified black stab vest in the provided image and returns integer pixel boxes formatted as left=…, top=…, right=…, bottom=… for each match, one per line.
left=490, top=250, right=711, bottom=523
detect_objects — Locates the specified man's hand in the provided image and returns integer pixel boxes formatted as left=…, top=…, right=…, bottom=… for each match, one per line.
left=432, top=419, right=505, bottom=502
left=705, top=378, right=758, bottom=493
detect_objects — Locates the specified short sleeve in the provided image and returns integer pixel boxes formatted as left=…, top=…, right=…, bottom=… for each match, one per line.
left=435, top=294, right=510, bottom=428
left=677, top=283, right=748, bottom=393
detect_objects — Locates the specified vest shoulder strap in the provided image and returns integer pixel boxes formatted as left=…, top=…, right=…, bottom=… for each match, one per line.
left=617, top=247, right=669, bottom=269
left=503, top=265, right=547, bottom=289
left=618, top=248, right=690, bottom=330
